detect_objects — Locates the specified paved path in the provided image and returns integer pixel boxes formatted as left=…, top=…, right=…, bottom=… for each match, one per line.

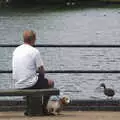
left=0, top=111, right=120, bottom=120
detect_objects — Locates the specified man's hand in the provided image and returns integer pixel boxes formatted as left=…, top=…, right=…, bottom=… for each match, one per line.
left=38, top=66, right=45, bottom=75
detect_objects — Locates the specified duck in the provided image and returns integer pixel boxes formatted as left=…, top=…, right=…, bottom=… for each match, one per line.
left=100, top=83, right=115, bottom=98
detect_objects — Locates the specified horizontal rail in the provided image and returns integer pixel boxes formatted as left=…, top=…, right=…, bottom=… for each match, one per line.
left=1, top=44, right=120, bottom=47
left=1, top=70, right=120, bottom=73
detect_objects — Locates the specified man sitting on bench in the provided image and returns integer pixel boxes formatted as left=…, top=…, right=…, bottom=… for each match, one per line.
left=12, top=30, right=54, bottom=115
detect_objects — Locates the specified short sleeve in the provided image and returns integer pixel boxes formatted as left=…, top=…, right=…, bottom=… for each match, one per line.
left=35, top=50, right=44, bottom=68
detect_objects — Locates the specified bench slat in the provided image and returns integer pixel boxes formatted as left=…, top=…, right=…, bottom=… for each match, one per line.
left=0, top=88, right=59, bottom=96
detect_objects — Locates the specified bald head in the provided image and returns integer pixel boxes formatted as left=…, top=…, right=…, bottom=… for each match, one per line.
left=23, top=30, right=36, bottom=45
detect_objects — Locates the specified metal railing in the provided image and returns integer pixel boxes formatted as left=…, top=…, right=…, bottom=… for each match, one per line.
left=0, top=44, right=120, bottom=47
left=1, top=44, right=120, bottom=110
left=1, top=70, right=120, bottom=74
left=0, top=44, right=120, bottom=74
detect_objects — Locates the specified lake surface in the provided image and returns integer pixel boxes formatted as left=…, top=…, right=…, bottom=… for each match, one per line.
left=0, top=5, right=120, bottom=100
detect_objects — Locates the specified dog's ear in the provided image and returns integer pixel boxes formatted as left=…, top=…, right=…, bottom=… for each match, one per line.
left=60, top=97, right=66, bottom=104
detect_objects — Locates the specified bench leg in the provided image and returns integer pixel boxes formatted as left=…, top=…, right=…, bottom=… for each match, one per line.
left=25, top=96, right=44, bottom=116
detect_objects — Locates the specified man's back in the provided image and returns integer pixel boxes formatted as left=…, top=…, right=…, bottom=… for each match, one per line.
left=12, top=44, right=43, bottom=89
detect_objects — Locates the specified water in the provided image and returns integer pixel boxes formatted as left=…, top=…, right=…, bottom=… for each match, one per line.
left=0, top=5, right=120, bottom=100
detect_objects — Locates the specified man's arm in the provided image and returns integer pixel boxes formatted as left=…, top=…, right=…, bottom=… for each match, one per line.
left=35, top=50, right=44, bottom=74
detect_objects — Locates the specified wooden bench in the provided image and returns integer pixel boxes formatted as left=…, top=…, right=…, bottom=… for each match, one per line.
left=0, top=88, right=59, bottom=116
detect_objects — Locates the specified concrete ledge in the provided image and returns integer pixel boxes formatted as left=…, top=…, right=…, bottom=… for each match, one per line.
left=0, top=99, right=120, bottom=111
left=64, top=99, right=120, bottom=111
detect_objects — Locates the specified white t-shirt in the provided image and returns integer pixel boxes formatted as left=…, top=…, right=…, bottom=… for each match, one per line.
left=12, top=44, right=44, bottom=89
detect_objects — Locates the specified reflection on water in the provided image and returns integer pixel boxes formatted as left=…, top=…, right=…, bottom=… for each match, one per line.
left=0, top=5, right=120, bottom=99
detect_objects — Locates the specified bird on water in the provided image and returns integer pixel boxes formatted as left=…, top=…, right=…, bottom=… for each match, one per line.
left=100, top=83, right=115, bottom=99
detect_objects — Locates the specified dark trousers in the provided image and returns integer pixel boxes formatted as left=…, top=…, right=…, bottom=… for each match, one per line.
left=24, top=73, right=49, bottom=89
